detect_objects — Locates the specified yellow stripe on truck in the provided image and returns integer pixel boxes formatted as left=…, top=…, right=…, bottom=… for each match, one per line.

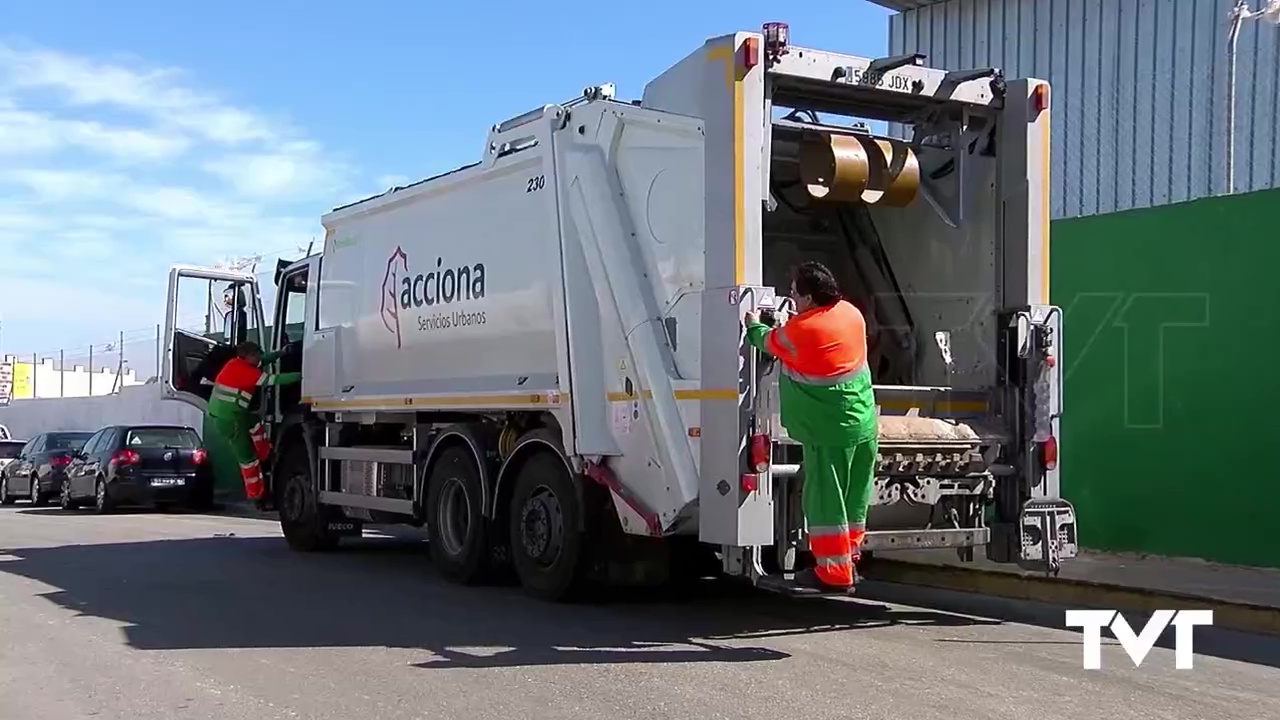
left=706, top=40, right=745, bottom=285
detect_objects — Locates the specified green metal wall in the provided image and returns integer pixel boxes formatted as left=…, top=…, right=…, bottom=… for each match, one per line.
left=1054, top=188, right=1278, bottom=569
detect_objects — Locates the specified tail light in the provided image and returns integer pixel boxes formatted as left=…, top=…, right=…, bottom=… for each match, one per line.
left=50, top=456, right=72, bottom=468
left=111, top=449, right=140, bottom=467
left=749, top=433, right=771, bottom=473
left=1041, top=435, right=1058, bottom=471
left=192, top=448, right=207, bottom=465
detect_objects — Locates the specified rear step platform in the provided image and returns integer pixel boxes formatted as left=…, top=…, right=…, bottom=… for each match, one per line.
left=755, top=573, right=858, bottom=597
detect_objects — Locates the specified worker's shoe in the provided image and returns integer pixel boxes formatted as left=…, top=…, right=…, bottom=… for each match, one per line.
left=793, top=568, right=856, bottom=595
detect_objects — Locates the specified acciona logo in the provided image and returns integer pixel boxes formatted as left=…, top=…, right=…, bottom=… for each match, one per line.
left=379, top=245, right=488, bottom=347
left=1064, top=609, right=1214, bottom=669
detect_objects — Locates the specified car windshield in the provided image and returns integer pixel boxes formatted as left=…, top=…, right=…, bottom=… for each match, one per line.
left=125, top=427, right=201, bottom=449
left=46, top=433, right=93, bottom=451
left=0, top=441, right=24, bottom=459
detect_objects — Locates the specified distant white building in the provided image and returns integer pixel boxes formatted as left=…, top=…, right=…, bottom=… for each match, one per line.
left=1, top=354, right=142, bottom=400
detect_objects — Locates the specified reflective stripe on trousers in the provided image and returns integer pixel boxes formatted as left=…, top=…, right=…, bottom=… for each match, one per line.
left=808, top=523, right=866, bottom=587
left=240, top=460, right=265, bottom=500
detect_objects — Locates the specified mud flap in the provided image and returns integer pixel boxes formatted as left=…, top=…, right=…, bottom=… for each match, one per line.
left=1017, top=498, right=1078, bottom=574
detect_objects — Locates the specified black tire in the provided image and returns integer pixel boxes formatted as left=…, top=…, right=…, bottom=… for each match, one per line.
left=425, top=446, right=490, bottom=584
left=93, top=477, right=112, bottom=515
left=29, top=478, right=45, bottom=507
left=276, top=442, right=339, bottom=552
left=59, top=480, right=79, bottom=511
left=0, top=477, right=13, bottom=505
left=508, top=452, right=591, bottom=602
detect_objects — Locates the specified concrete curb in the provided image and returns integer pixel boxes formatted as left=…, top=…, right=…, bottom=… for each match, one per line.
left=866, top=559, right=1280, bottom=638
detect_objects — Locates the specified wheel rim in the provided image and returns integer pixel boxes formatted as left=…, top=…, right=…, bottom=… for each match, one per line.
left=61, top=483, right=70, bottom=507
left=436, top=477, right=472, bottom=558
left=281, top=472, right=308, bottom=523
left=96, top=480, right=105, bottom=507
left=519, top=485, right=565, bottom=568
left=30, top=481, right=37, bottom=502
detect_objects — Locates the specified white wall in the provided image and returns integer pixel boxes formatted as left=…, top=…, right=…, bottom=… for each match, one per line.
left=0, top=383, right=203, bottom=440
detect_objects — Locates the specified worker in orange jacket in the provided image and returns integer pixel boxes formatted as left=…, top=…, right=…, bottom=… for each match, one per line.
left=745, top=261, right=878, bottom=592
left=207, top=341, right=300, bottom=500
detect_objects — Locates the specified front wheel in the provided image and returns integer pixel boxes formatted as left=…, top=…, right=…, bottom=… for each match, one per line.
left=508, top=452, right=591, bottom=602
left=276, top=443, right=339, bottom=552
left=60, top=481, right=79, bottom=510
left=29, top=478, right=45, bottom=507
left=0, top=477, right=13, bottom=505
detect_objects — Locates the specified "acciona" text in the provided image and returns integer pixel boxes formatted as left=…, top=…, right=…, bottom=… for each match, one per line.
left=400, top=259, right=486, bottom=308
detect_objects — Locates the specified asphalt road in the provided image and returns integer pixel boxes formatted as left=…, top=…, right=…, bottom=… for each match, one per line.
left=1, top=506, right=1277, bottom=720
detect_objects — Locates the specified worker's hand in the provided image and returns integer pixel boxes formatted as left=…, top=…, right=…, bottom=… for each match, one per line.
left=758, top=308, right=778, bottom=327
left=743, top=310, right=759, bottom=326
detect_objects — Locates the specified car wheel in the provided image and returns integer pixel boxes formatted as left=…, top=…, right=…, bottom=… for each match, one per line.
left=60, top=481, right=78, bottom=510
left=29, top=478, right=45, bottom=507
left=0, top=477, right=13, bottom=506
left=93, top=477, right=112, bottom=515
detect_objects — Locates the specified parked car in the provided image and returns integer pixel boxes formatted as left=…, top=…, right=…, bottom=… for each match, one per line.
left=0, top=438, right=26, bottom=482
left=61, top=424, right=212, bottom=513
left=0, top=431, right=94, bottom=505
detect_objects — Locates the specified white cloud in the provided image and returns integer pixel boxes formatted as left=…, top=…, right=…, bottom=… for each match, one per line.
left=0, top=104, right=188, bottom=160
left=202, top=140, right=346, bottom=200
left=0, top=40, right=354, bottom=359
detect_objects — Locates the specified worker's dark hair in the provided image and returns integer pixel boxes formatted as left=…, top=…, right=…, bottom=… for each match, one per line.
left=791, top=261, right=842, bottom=306
left=235, top=341, right=263, bottom=358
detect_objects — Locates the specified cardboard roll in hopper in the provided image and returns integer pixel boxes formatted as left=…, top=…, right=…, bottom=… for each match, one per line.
left=798, top=132, right=920, bottom=207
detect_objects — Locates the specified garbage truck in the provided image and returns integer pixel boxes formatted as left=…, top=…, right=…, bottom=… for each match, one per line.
left=160, top=24, right=1077, bottom=601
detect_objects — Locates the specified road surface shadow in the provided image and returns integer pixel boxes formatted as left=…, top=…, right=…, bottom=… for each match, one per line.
left=0, top=533, right=996, bottom=668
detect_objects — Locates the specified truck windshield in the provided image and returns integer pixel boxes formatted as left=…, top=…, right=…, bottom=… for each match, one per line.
left=125, top=427, right=201, bottom=449
left=0, top=441, right=24, bottom=459
left=46, top=433, right=92, bottom=451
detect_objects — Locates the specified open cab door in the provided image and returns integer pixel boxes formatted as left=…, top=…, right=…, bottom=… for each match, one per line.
left=162, top=265, right=267, bottom=412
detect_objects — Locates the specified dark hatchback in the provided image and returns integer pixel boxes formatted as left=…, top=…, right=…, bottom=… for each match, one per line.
left=62, top=425, right=213, bottom=513
left=0, top=431, right=94, bottom=505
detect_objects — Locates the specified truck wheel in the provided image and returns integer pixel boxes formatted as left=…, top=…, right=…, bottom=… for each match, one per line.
left=276, top=443, right=339, bottom=552
left=426, top=446, right=489, bottom=584
left=508, top=452, right=590, bottom=602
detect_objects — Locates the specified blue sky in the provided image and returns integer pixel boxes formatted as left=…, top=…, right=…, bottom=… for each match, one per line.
left=0, top=0, right=892, bottom=365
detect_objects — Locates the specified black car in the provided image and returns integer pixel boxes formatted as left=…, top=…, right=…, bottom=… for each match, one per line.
left=0, top=431, right=94, bottom=506
left=61, top=424, right=213, bottom=513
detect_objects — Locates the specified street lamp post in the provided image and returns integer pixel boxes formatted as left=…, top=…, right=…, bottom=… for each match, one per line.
left=1226, top=0, right=1280, bottom=195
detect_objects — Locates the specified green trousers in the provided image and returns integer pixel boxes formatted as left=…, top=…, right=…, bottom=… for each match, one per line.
left=804, top=437, right=878, bottom=585
left=209, top=413, right=256, bottom=466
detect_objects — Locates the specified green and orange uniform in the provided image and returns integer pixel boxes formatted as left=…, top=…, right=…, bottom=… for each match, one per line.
left=746, top=299, right=878, bottom=588
left=207, top=352, right=300, bottom=500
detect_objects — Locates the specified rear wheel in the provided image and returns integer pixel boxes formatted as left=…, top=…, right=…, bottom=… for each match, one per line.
left=426, top=446, right=490, bottom=584
left=0, top=477, right=13, bottom=505
left=508, top=452, right=591, bottom=602
left=276, top=442, right=339, bottom=552
left=93, top=477, right=112, bottom=515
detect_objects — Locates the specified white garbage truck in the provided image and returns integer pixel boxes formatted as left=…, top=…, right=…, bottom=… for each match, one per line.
left=161, top=25, right=1077, bottom=601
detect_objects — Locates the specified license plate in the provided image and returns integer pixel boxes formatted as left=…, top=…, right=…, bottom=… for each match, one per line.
left=150, top=477, right=186, bottom=487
